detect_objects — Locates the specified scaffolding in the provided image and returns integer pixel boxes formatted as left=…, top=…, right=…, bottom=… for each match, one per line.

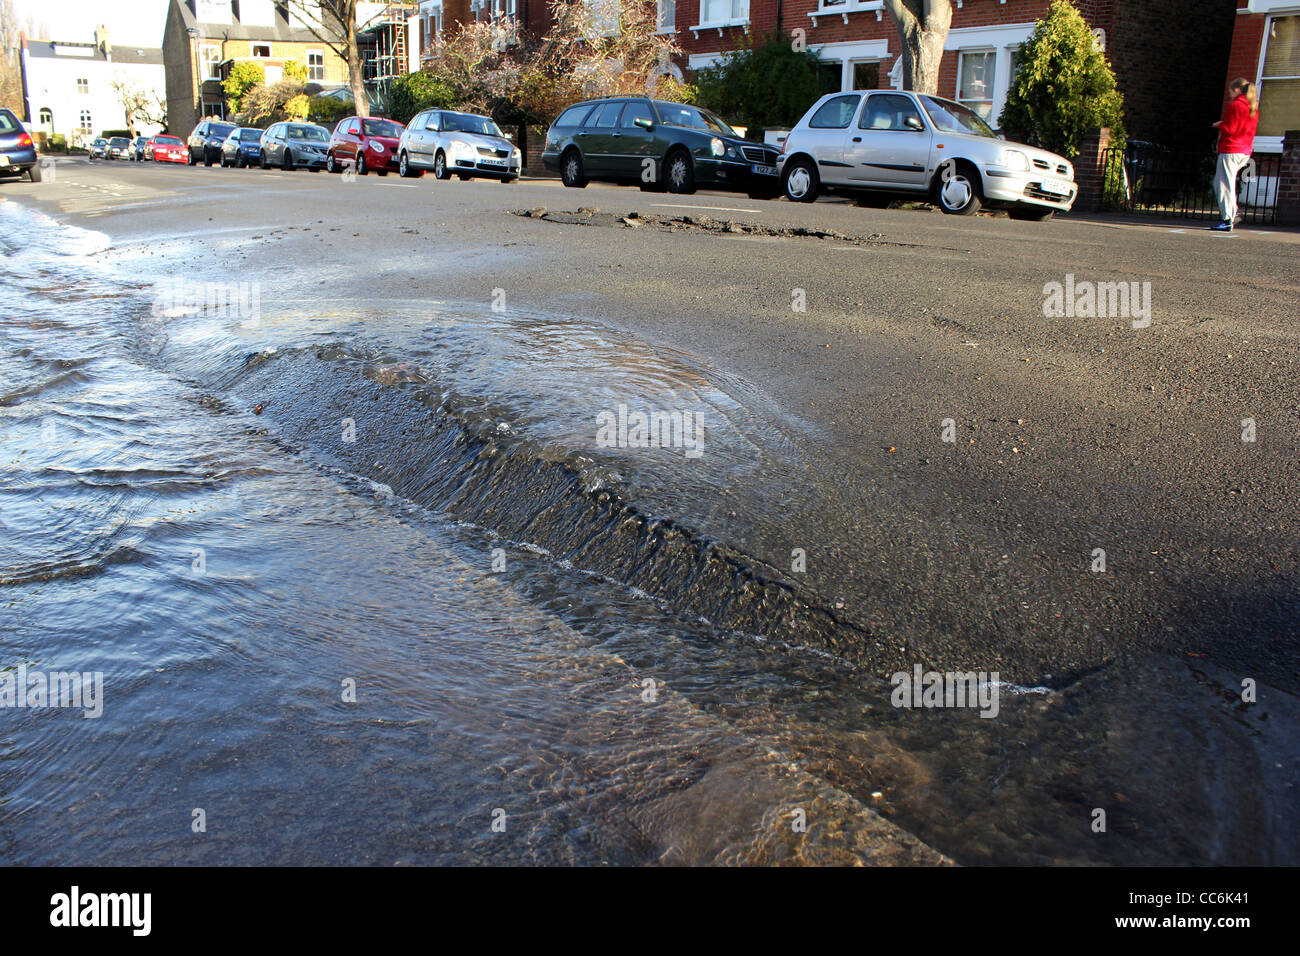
left=360, top=3, right=418, bottom=96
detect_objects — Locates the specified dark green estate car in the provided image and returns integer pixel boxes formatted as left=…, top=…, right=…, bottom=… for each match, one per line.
left=542, top=97, right=780, bottom=198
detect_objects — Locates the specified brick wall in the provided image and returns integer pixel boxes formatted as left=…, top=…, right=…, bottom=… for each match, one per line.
left=1276, top=129, right=1300, bottom=226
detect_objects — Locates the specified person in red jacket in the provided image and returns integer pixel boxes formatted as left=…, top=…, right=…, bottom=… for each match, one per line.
left=1210, top=78, right=1261, bottom=232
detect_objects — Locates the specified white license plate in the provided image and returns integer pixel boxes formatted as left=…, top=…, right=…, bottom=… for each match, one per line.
left=480, top=158, right=507, bottom=166
left=1041, top=177, right=1072, bottom=195
left=0, top=156, right=9, bottom=167
left=751, top=164, right=777, bottom=177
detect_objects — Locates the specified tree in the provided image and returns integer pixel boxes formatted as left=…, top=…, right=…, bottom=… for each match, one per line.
left=0, top=0, right=24, bottom=114
left=223, top=62, right=266, bottom=115
left=694, top=34, right=824, bottom=132
left=387, top=71, right=456, bottom=126
left=240, top=77, right=309, bottom=125
left=109, top=77, right=167, bottom=139
left=283, top=1, right=371, bottom=116
left=884, top=0, right=952, bottom=94
left=999, top=0, right=1125, bottom=158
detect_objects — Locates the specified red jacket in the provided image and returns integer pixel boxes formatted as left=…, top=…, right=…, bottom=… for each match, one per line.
left=1218, top=95, right=1258, bottom=154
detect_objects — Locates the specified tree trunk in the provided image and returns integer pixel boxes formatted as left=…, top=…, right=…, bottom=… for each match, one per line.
left=347, top=29, right=369, bottom=118
left=884, top=0, right=952, bottom=95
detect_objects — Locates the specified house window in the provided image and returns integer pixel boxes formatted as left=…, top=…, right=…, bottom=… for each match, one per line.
left=657, top=0, right=675, bottom=31
left=252, top=44, right=271, bottom=58
left=78, top=110, right=92, bottom=131
left=39, top=108, right=53, bottom=128
left=700, top=0, right=747, bottom=26
left=76, top=78, right=88, bottom=94
left=1259, top=14, right=1300, bottom=138
left=957, top=50, right=996, bottom=120
left=201, top=44, right=221, bottom=80
left=582, top=0, right=617, bottom=33
left=308, top=50, right=325, bottom=80
left=852, top=61, right=880, bottom=90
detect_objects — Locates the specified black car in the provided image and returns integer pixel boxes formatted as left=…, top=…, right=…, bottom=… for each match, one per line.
left=187, top=119, right=238, bottom=166
left=107, top=137, right=132, bottom=160
left=0, top=108, right=40, bottom=182
left=221, top=127, right=265, bottom=168
left=542, top=97, right=780, bottom=198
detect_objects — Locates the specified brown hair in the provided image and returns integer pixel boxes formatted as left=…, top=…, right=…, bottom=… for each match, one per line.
left=1230, top=78, right=1259, bottom=118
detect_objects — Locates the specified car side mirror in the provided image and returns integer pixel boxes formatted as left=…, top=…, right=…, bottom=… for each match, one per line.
left=504, top=132, right=514, bottom=141
left=905, top=116, right=924, bottom=131
left=634, top=117, right=654, bottom=131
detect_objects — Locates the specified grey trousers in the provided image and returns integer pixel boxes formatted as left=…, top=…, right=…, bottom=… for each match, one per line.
left=1214, top=153, right=1251, bottom=222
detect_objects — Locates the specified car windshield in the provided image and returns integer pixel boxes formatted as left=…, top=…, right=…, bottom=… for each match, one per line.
left=209, top=123, right=236, bottom=137
left=653, top=103, right=737, bottom=138
left=156, top=136, right=182, bottom=145
left=362, top=119, right=403, bottom=138
left=286, top=124, right=328, bottom=142
left=441, top=113, right=502, bottom=137
left=239, top=129, right=262, bottom=140
left=109, top=138, right=128, bottom=147
left=920, top=96, right=998, bottom=138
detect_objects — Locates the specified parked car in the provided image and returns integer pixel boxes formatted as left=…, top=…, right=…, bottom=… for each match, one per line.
left=150, top=134, right=188, bottom=164
left=132, top=136, right=150, bottom=161
left=542, top=97, right=780, bottom=198
left=88, top=137, right=109, bottom=159
left=259, top=122, right=329, bottom=171
left=327, top=116, right=405, bottom=175
left=221, top=127, right=265, bottom=168
left=107, top=137, right=132, bottom=160
left=187, top=119, right=237, bottom=166
left=778, top=90, right=1077, bottom=220
left=0, top=108, right=41, bottom=182
left=396, top=109, right=520, bottom=182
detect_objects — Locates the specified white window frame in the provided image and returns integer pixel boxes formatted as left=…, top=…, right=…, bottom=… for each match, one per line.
left=807, top=39, right=891, bottom=92
left=39, top=108, right=53, bottom=128
left=692, top=0, right=749, bottom=34
left=201, top=44, right=222, bottom=80
left=1253, top=10, right=1300, bottom=152
left=78, top=109, right=92, bottom=132
left=307, top=49, right=325, bottom=81
left=809, top=0, right=884, bottom=28
left=251, top=43, right=272, bottom=58
left=956, top=49, right=997, bottom=120
left=943, top=23, right=1035, bottom=126
left=657, top=0, right=676, bottom=33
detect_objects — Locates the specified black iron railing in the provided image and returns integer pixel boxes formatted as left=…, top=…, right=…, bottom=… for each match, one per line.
left=1101, top=143, right=1282, bottom=225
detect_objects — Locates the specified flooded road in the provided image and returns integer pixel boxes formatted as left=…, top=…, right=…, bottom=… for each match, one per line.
left=1, top=189, right=1295, bottom=866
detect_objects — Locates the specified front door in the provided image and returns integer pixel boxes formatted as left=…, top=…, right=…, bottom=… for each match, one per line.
left=613, top=99, right=658, bottom=181
left=577, top=101, right=624, bottom=176
left=802, top=94, right=862, bottom=186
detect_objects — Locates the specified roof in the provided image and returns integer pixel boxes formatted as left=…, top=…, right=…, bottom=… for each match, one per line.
left=25, top=40, right=164, bottom=66
left=174, top=0, right=335, bottom=43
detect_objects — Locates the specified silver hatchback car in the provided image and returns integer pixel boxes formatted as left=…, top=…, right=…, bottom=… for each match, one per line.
left=778, top=90, right=1077, bottom=221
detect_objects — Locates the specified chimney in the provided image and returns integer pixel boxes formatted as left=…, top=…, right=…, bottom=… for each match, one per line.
left=96, top=24, right=111, bottom=60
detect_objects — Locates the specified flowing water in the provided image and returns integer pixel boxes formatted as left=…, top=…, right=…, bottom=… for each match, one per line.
left=1, top=200, right=1294, bottom=865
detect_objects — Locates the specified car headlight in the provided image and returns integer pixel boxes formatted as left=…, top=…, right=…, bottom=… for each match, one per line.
left=998, top=148, right=1031, bottom=171
left=513, top=148, right=522, bottom=164
left=710, top=137, right=725, bottom=157
left=369, top=141, right=384, bottom=153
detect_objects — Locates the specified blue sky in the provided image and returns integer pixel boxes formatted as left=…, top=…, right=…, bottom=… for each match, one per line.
left=16, top=0, right=172, bottom=47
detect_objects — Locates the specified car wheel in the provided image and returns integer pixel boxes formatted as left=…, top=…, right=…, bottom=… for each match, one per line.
left=399, top=152, right=422, bottom=178
left=1009, top=207, right=1055, bottom=222
left=434, top=151, right=450, bottom=180
left=236, top=153, right=246, bottom=169
left=560, top=148, right=587, bottom=188
left=327, top=151, right=338, bottom=173
left=357, top=153, right=367, bottom=176
left=457, top=173, right=471, bottom=181
left=935, top=161, right=983, bottom=216
left=26, top=163, right=42, bottom=183
left=282, top=150, right=294, bottom=171
left=187, top=149, right=197, bottom=166
left=204, top=150, right=214, bottom=167
left=260, top=151, right=270, bottom=169
left=782, top=158, right=820, bottom=203
left=501, top=175, right=517, bottom=184
left=665, top=149, right=696, bottom=194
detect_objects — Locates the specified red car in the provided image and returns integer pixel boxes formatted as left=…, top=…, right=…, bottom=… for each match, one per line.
left=150, top=134, right=187, bottom=164
left=326, top=116, right=405, bottom=176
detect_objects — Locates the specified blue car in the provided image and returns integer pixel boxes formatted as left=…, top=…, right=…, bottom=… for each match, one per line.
left=0, top=108, right=40, bottom=182
left=221, top=127, right=265, bottom=168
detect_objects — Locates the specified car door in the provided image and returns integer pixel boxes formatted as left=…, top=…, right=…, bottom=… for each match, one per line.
left=265, top=124, right=283, bottom=164
left=404, top=111, right=426, bottom=166
left=843, top=92, right=932, bottom=191
left=613, top=99, right=658, bottom=181
left=577, top=101, right=623, bottom=177
left=800, top=94, right=862, bottom=186
left=420, top=111, right=441, bottom=166
left=344, top=118, right=361, bottom=163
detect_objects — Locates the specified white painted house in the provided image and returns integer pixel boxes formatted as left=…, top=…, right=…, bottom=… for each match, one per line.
left=21, top=28, right=167, bottom=146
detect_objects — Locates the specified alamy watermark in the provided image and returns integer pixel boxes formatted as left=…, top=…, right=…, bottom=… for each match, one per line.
left=890, top=665, right=1000, bottom=718
left=595, top=403, right=704, bottom=458
left=1042, top=273, right=1151, bottom=329
left=0, top=665, right=103, bottom=718
left=150, top=276, right=261, bottom=328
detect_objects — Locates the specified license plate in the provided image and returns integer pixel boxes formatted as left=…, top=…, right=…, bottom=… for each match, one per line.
left=480, top=158, right=507, bottom=166
left=1041, top=177, right=1072, bottom=195
left=751, top=163, right=777, bottom=177
left=0, top=156, right=8, bottom=167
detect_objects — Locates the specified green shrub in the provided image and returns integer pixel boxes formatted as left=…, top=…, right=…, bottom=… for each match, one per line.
left=387, top=71, right=457, bottom=126
left=999, top=0, right=1126, bottom=157
left=693, top=34, right=826, bottom=133
left=43, top=134, right=68, bottom=153
left=308, top=95, right=352, bottom=126
left=224, top=62, right=266, bottom=114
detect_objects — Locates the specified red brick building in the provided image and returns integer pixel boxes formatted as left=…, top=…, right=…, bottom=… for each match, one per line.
left=417, top=0, right=1238, bottom=149
left=1222, top=1, right=1299, bottom=157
